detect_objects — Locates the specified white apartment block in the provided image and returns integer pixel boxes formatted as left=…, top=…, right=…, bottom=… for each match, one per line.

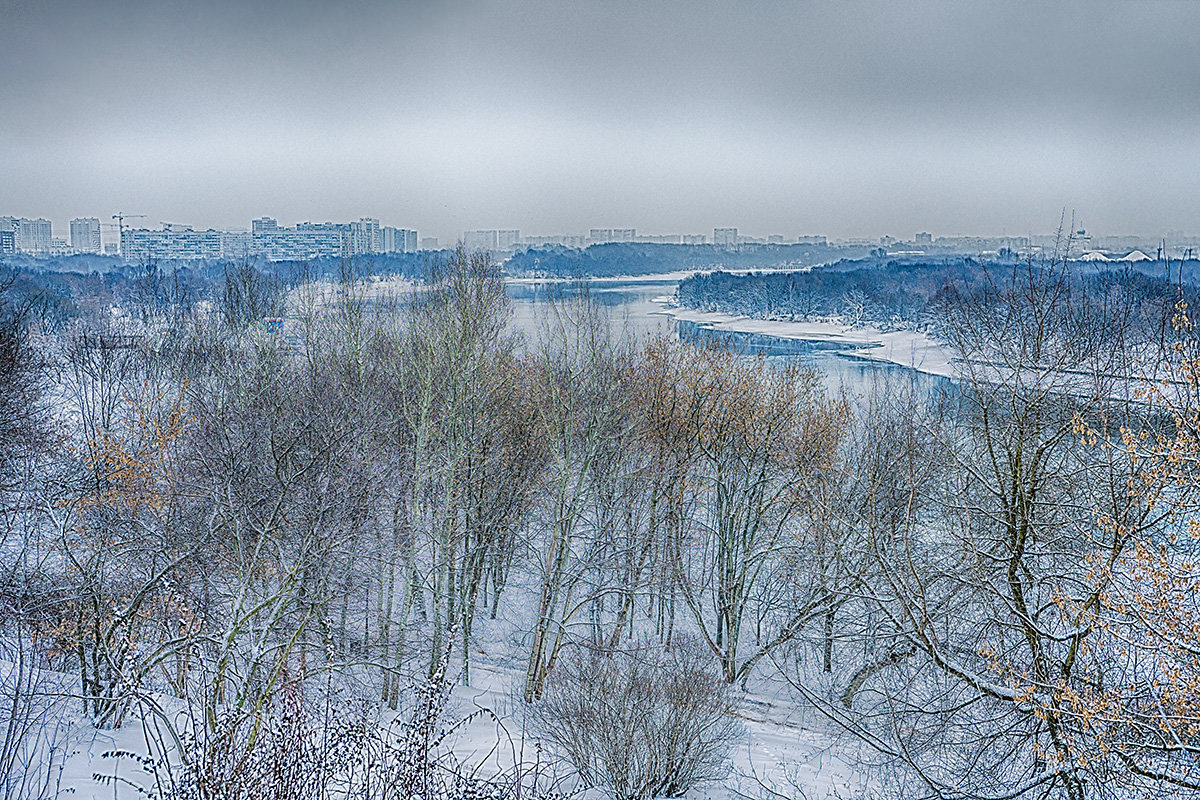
left=70, top=217, right=102, bottom=253
left=588, top=228, right=636, bottom=244
left=496, top=229, right=520, bottom=250
left=221, top=231, right=252, bottom=259
left=253, top=225, right=345, bottom=260
left=713, top=227, right=738, bottom=246
left=0, top=217, right=53, bottom=253
left=464, top=229, right=498, bottom=251
left=522, top=234, right=587, bottom=248
left=464, top=229, right=520, bottom=252
left=382, top=227, right=418, bottom=253
left=121, top=226, right=223, bottom=261
left=352, top=218, right=381, bottom=255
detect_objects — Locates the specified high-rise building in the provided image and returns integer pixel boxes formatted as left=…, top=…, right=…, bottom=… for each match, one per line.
left=420, top=237, right=440, bottom=251
left=0, top=230, right=14, bottom=255
left=464, top=229, right=519, bottom=252
left=382, top=227, right=418, bottom=253
left=914, top=232, right=933, bottom=245
left=9, top=218, right=53, bottom=253
left=588, top=228, right=635, bottom=244
left=523, top=234, right=582, bottom=248
left=464, top=229, right=497, bottom=251
left=70, top=217, right=102, bottom=253
left=713, top=227, right=738, bottom=247
left=496, top=229, right=520, bottom=250
left=351, top=218, right=381, bottom=255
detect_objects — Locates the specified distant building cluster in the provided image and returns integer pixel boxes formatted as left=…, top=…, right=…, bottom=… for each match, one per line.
left=511, top=229, right=708, bottom=248
left=0, top=216, right=55, bottom=254
left=119, top=217, right=420, bottom=262
left=477, top=227, right=830, bottom=253
left=458, top=226, right=836, bottom=253
left=0, top=214, right=420, bottom=261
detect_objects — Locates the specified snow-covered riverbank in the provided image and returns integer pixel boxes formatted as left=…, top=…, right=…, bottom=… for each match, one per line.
left=653, top=305, right=959, bottom=380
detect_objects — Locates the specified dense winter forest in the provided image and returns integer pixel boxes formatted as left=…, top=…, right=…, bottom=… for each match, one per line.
left=6, top=247, right=1200, bottom=800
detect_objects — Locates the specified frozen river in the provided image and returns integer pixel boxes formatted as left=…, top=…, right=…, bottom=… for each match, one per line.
left=505, top=274, right=951, bottom=398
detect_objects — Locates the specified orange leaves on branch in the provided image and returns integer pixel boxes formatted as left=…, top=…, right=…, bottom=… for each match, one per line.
left=79, top=381, right=190, bottom=518
left=633, top=335, right=847, bottom=472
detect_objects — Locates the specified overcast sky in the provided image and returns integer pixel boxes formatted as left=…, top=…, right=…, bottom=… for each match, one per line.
left=3, top=0, right=1199, bottom=244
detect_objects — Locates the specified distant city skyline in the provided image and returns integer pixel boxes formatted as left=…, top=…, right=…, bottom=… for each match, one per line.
left=5, top=208, right=1195, bottom=262
left=1, top=209, right=1191, bottom=252
left=4, top=1, right=1200, bottom=248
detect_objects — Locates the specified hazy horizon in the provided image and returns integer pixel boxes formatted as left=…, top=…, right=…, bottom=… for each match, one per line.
left=5, top=0, right=1200, bottom=245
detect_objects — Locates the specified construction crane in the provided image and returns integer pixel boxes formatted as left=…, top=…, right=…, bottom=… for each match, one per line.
left=112, top=212, right=146, bottom=257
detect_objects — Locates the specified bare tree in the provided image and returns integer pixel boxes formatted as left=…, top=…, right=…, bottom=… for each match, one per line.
left=643, top=339, right=846, bottom=685
left=796, top=255, right=1170, bottom=799
left=522, top=281, right=636, bottom=701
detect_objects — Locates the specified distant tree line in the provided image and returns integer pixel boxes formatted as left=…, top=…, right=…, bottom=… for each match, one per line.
left=677, top=258, right=1200, bottom=341
left=502, top=241, right=873, bottom=276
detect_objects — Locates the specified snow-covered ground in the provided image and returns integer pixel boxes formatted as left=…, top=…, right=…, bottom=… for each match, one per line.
left=36, top=651, right=869, bottom=800
left=443, top=660, right=867, bottom=800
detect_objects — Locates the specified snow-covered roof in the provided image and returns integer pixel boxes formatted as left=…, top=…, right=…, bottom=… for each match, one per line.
left=1120, top=249, right=1152, bottom=262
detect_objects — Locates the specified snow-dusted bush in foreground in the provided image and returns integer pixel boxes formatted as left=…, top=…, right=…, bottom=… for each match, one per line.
left=529, top=638, right=742, bottom=800
left=115, top=662, right=566, bottom=800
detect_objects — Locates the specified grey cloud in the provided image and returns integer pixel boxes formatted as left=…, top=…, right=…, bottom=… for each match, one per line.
left=3, top=0, right=1200, bottom=242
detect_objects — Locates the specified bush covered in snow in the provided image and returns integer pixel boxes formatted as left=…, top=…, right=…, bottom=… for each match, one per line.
left=529, top=638, right=741, bottom=800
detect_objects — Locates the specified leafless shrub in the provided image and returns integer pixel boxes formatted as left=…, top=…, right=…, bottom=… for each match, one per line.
left=529, top=638, right=742, bottom=800
left=118, top=658, right=566, bottom=800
